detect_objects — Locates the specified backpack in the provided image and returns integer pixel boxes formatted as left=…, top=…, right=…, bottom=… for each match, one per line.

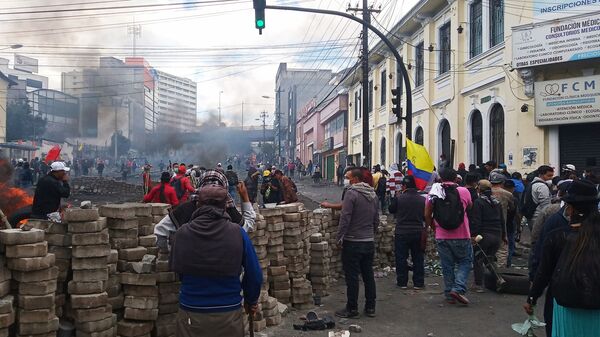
left=520, top=181, right=548, bottom=219
left=431, top=184, right=465, bottom=230
left=170, top=177, right=186, bottom=200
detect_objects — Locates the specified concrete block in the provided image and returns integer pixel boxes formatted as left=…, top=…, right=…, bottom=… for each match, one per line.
left=108, top=249, right=118, bottom=263
left=158, top=292, right=178, bottom=304
left=118, top=247, right=147, bottom=261
left=138, top=235, right=156, bottom=247
left=156, top=272, right=176, bottom=283
left=45, top=221, right=67, bottom=234
left=120, top=273, right=156, bottom=286
left=68, top=218, right=107, bottom=233
left=70, top=292, right=108, bottom=309
left=0, top=311, right=14, bottom=328
left=253, top=318, right=267, bottom=331
left=45, top=233, right=72, bottom=246
left=99, top=205, right=136, bottom=219
left=72, top=256, right=107, bottom=270
left=17, top=294, right=55, bottom=310
left=7, top=254, right=55, bottom=271
left=137, top=216, right=153, bottom=227
left=12, top=267, right=58, bottom=283
left=18, top=279, right=57, bottom=295
left=68, top=281, right=106, bottom=295
left=265, top=314, right=282, bottom=326
left=108, top=228, right=138, bottom=239
left=153, top=323, right=175, bottom=337
left=123, top=285, right=158, bottom=297
left=153, top=215, right=165, bottom=223
left=107, top=263, right=117, bottom=274
left=158, top=282, right=180, bottom=294
left=75, top=314, right=114, bottom=333
left=75, top=327, right=115, bottom=337
left=109, top=237, right=138, bottom=249
left=5, top=242, right=47, bottom=258
left=0, top=268, right=10, bottom=283
left=48, top=246, right=71, bottom=259
left=155, top=260, right=169, bottom=272
left=0, top=296, right=13, bottom=314
left=72, top=268, right=108, bottom=282
left=0, top=229, right=44, bottom=245
left=106, top=284, right=121, bottom=298
left=116, top=320, right=154, bottom=337
left=17, top=307, right=55, bottom=323
left=158, top=303, right=178, bottom=314
left=148, top=203, right=170, bottom=215
left=107, top=293, right=124, bottom=310
left=123, top=296, right=158, bottom=309
left=123, top=307, right=158, bottom=321
left=71, top=229, right=109, bottom=246
left=283, top=213, right=301, bottom=221
left=64, top=208, right=99, bottom=222
left=146, top=246, right=159, bottom=256
left=72, top=244, right=111, bottom=258
left=124, top=203, right=152, bottom=217
left=69, top=305, right=112, bottom=322
left=137, top=224, right=154, bottom=236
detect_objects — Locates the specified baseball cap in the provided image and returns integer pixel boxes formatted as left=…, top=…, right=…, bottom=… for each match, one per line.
left=50, top=161, right=70, bottom=172
left=263, top=170, right=271, bottom=177
left=562, top=164, right=576, bottom=172
left=489, top=171, right=506, bottom=184
left=217, top=162, right=222, bottom=167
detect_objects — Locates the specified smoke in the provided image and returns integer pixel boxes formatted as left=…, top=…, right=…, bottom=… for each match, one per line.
left=0, top=157, right=13, bottom=184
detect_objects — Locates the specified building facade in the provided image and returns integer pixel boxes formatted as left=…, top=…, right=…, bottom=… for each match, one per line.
left=155, top=70, right=197, bottom=131
left=0, top=71, right=17, bottom=144
left=318, top=94, right=348, bottom=181
left=27, top=89, right=80, bottom=142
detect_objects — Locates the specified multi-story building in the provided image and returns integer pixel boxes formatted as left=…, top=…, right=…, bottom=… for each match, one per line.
left=275, top=63, right=334, bottom=163
left=0, top=56, right=48, bottom=104
left=27, top=89, right=80, bottom=141
left=155, top=70, right=197, bottom=131
left=0, top=71, right=17, bottom=144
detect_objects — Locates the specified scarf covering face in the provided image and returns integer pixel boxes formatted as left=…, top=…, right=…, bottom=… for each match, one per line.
left=348, top=182, right=377, bottom=201
left=198, top=169, right=235, bottom=208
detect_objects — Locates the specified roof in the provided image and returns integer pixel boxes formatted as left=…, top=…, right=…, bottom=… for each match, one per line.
left=0, top=70, right=17, bottom=86
left=0, top=143, right=39, bottom=151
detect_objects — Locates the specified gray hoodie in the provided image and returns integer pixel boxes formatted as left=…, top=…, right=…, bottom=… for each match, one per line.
left=337, top=182, right=380, bottom=242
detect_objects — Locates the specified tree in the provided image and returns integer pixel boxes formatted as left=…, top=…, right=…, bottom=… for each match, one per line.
left=6, top=100, right=46, bottom=141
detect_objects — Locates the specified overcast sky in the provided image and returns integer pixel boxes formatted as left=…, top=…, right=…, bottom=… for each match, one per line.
left=0, top=0, right=415, bottom=128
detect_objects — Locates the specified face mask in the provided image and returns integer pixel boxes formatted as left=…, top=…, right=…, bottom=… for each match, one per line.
left=562, top=206, right=571, bottom=223
left=344, top=179, right=350, bottom=186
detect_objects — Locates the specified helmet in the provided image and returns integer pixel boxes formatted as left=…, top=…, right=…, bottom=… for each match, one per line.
left=263, top=170, right=271, bottom=177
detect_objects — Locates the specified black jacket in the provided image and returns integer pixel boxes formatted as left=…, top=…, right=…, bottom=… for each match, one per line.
left=389, top=189, right=425, bottom=235
left=470, top=195, right=505, bottom=237
left=32, top=174, right=70, bottom=217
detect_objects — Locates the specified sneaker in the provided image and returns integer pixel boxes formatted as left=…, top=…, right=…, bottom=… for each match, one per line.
left=364, top=308, right=376, bottom=317
left=335, top=308, right=359, bottom=318
left=397, top=284, right=408, bottom=290
left=413, top=286, right=424, bottom=290
left=449, top=291, right=470, bottom=305
left=445, top=297, right=457, bottom=305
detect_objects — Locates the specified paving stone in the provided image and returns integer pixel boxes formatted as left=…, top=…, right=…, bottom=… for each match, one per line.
left=120, top=273, right=156, bottom=286
left=117, top=320, right=154, bottom=337
left=108, top=249, right=118, bottom=263
left=13, top=266, right=58, bottom=283
left=7, top=254, right=55, bottom=271
left=253, top=318, right=267, bottom=331
left=70, top=292, right=108, bottom=309
left=68, top=281, right=106, bottom=295
left=72, top=268, right=108, bottom=282
left=75, top=327, right=114, bottom=337
left=123, top=296, right=158, bottom=309
left=0, top=268, right=10, bottom=283
left=18, top=316, right=58, bottom=334
left=99, top=205, right=136, bottom=219
left=69, top=305, right=112, bottom=322
left=148, top=203, right=170, bottom=215
left=48, top=246, right=71, bottom=259
left=124, top=203, right=152, bottom=217
left=17, top=294, right=55, bottom=310
left=0, top=310, right=14, bottom=328
left=64, top=208, right=99, bottom=222
left=5, top=242, right=47, bottom=258
left=106, top=217, right=138, bottom=230
left=107, top=263, right=117, bottom=274
left=72, top=245, right=111, bottom=258
left=158, top=282, right=180, bottom=294
left=155, top=260, right=169, bottom=272
left=153, top=323, right=175, bottom=337
left=124, top=307, right=158, bottom=321
left=138, top=235, right=156, bottom=247
left=146, top=247, right=159, bottom=256
left=0, top=229, right=44, bottom=245
left=118, top=247, right=147, bottom=261
left=108, top=228, right=138, bottom=239
left=72, top=256, right=108, bottom=270
left=137, top=224, right=154, bottom=236
left=67, top=218, right=107, bottom=233
left=109, top=237, right=138, bottom=249
left=45, top=233, right=71, bottom=246
left=17, top=307, right=55, bottom=323
left=153, top=215, right=165, bottom=223
left=123, top=285, right=158, bottom=297
left=71, top=229, right=109, bottom=246
left=0, top=296, right=13, bottom=314
left=137, top=216, right=153, bottom=227
left=107, top=293, right=124, bottom=310
left=265, top=314, right=282, bottom=326
left=18, top=279, right=57, bottom=295
left=158, top=292, right=178, bottom=304
left=158, top=303, right=178, bottom=314
left=156, top=272, right=176, bottom=283
left=75, top=314, right=114, bottom=333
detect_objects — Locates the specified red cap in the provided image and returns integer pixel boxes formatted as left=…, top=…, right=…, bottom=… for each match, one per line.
left=178, top=165, right=186, bottom=174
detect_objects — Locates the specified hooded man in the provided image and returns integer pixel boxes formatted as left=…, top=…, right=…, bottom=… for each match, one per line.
left=171, top=185, right=262, bottom=337
left=32, top=161, right=71, bottom=219
left=171, top=165, right=195, bottom=203
left=244, top=167, right=260, bottom=204
left=335, top=168, right=379, bottom=319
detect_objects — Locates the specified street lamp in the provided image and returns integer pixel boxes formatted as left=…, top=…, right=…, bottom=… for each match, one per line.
left=218, top=90, right=224, bottom=126
left=0, top=44, right=23, bottom=51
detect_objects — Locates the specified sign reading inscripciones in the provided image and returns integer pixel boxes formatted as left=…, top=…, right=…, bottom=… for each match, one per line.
left=512, top=11, right=600, bottom=69
left=534, top=74, right=600, bottom=126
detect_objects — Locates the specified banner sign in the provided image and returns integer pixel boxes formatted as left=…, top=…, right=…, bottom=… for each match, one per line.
left=534, top=75, right=600, bottom=125
left=512, top=11, right=600, bottom=68
left=533, top=0, right=600, bottom=20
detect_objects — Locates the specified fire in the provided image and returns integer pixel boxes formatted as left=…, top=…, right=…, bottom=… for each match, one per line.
left=0, top=183, right=33, bottom=219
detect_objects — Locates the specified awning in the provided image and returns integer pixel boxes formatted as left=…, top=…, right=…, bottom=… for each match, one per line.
left=0, top=143, right=39, bottom=151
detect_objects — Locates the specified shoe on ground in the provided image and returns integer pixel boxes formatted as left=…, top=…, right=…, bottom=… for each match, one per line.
left=364, top=308, right=376, bottom=317
left=397, top=284, right=408, bottom=290
left=413, top=286, right=424, bottom=290
left=472, top=285, right=485, bottom=293
left=449, top=291, right=470, bottom=305
left=445, top=297, right=457, bottom=305
left=335, top=308, right=359, bottom=318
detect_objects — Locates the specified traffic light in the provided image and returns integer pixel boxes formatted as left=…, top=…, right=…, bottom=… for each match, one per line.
left=254, top=0, right=266, bottom=34
left=391, top=87, right=402, bottom=121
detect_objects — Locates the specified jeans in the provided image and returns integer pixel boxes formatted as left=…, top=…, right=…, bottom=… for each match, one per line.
left=228, top=186, right=238, bottom=204
left=395, top=233, right=425, bottom=287
left=436, top=239, right=473, bottom=296
left=507, top=232, right=516, bottom=267
left=473, top=234, right=501, bottom=286
left=342, top=241, right=376, bottom=311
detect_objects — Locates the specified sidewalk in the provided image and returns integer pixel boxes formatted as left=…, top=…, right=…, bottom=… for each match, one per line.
left=295, top=177, right=344, bottom=210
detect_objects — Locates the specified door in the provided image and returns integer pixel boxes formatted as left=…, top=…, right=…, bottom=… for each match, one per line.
left=471, top=110, right=483, bottom=165
left=560, top=122, right=600, bottom=172
left=490, top=104, right=505, bottom=164
left=326, top=155, right=335, bottom=182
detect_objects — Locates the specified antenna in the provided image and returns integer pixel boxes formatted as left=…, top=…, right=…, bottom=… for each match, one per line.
left=127, top=18, right=142, bottom=57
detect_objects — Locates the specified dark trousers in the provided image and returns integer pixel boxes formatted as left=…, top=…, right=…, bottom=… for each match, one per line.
left=342, top=241, right=376, bottom=311
left=544, top=288, right=554, bottom=337
left=395, top=233, right=425, bottom=287
left=473, top=233, right=501, bottom=286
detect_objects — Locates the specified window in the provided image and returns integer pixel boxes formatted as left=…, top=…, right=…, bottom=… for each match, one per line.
left=415, top=42, right=424, bottom=87
left=439, top=23, right=451, bottom=74
left=354, top=90, right=361, bottom=120
left=470, top=0, right=483, bottom=58
left=368, top=80, right=373, bottom=112
left=380, top=70, right=387, bottom=107
left=490, top=0, right=504, bottom=47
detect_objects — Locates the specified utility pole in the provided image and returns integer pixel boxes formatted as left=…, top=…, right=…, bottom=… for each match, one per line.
left=257, top=111, right=268, bottom=147
left=127, top=20, right=141, bottom=57
left=218, top=90, right=224, bottom=126
left=348, top=1, right=380, bottom=168
left=275, top=88, right=284, bottom=165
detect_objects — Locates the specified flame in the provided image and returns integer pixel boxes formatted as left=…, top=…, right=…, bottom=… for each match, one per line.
left=0, top=183, right=33, bottom=219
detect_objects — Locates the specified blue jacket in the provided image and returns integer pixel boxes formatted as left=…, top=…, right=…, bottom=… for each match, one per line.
left=530, top=206, right=568, bottom=281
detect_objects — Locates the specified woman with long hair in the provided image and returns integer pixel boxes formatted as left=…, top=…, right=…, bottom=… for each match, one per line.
left=525, top=179, right=600, bottom=336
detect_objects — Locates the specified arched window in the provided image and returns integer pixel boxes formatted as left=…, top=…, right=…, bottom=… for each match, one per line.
left=439, top=120, right=451, bottom=163
left=490, top=104, right=505, bottom=165
left=396, top=132, right=405, bottom=163
left=471, top=110, right=483, bottom=166
left=415, top=127, right=424, bottom=145
left=380, top=137, right=387, bottom=167
left=369, top=141, right=373, bottom=167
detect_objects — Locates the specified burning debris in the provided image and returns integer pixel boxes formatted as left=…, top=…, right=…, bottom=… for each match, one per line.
left=0, top=158, right=33, bottom=225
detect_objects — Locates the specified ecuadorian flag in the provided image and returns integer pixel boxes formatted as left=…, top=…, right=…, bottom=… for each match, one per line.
left=406, top=139, right=435, bottom=191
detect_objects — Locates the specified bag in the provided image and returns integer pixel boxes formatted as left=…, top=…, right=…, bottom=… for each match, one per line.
left=432, top=184, right=465, bottom=230
left=520, top=181, right=547, bottom=219
left=170, top=177, right=186, bottom=200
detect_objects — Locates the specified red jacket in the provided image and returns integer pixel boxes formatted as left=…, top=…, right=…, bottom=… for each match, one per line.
left=171, top=174, right=195, bottom=202
left=143, top=183, right=179, bottom=206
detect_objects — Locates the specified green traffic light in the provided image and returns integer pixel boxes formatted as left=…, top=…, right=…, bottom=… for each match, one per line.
left=256, top=19, right=265, bottom=28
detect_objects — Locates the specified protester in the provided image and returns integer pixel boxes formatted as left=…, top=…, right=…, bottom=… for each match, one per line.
left=457, top=163, right=468, bottom=183
left=260, top=170, right=282, bottom=204
left=525, top=165, right=554, bottom=230
left=171, top=185, right=262, bottom=337
left=337, top=163, right=345, bottom=186
left=425, top=168, right=473, bottom=305
left=143, top=172, right=179, bottom=206
left=142, top=165, right=152, bottom=195
left=335, top=168, right=379, bottom=318
left=225, top=164, right=239, bottom=203
left=20, top=162, right=33, bottom=188
left=489, top=170, right=514, bottom=266
left=97, top=159, right=105, bottom=177
left=503, top=179, right=520, bottom=268
left=525, top=179, right=600, bottom=336
left=32, top=161, right=71, bottom=219
left=272, top=170, right=297, bottom=204
left=438, top=154, right=449, bottom=169
left=244, top=167, right=260, bottom=204
left=171, top=165, right=195, bottom=203
left=388, top=175, right=425, bottom=290
left=499, top=163, right=511, bottom=179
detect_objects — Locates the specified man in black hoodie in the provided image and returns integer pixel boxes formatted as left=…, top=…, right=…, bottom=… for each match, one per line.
left=389, top=175, right=425, bottom=289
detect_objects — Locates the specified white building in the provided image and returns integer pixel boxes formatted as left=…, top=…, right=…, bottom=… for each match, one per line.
left=155, top=70, right=197, bottom=131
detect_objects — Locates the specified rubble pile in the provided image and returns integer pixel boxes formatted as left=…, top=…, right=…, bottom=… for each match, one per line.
left=71, top=176, right=141, bottom=199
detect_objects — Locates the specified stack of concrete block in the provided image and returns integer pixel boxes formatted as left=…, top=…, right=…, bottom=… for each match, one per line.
left=268, top=266, right=290, bottom=304
left=263, top=208, right=285, bottom=267
left=261, top=296, right=281, bottom=327
left=119, top=272, right=158, bottom=334
left=290, top=277, right=313, bottom=310
left=103, top=205, right=139, bottom=252
left=148, top=203, right=170, bottom=225
left=309, top=234, right=330, bottom=297
left=154, top=252, right=178, bottom=337
left=106, top=249, right=121, bottom=311
left=66, top=207, right=116, bottom=337
left=249, top=212, right=269, bottom=334
left=282, top=212, right=305, bottom=279
left=0, top=242, right=14, bottom=336
left=0, top=228, right=59, bottom=337
left=126, top=203, right=158, bottom=257
left=328, top=210, right=343, bottom=278
left=375, top=215, right=395, bottom=268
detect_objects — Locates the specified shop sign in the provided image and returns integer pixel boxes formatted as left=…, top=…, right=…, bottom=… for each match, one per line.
left=321, top=137, right=333, bottom=152
left=534, top=74, right=600, bottom=125
left=533, top=0, right=600, bottom=20
left=512, top=11, right=600, bottom=69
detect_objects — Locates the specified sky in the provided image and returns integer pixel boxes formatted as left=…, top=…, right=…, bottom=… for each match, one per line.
left=0, top=0, right=416, bottom=128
